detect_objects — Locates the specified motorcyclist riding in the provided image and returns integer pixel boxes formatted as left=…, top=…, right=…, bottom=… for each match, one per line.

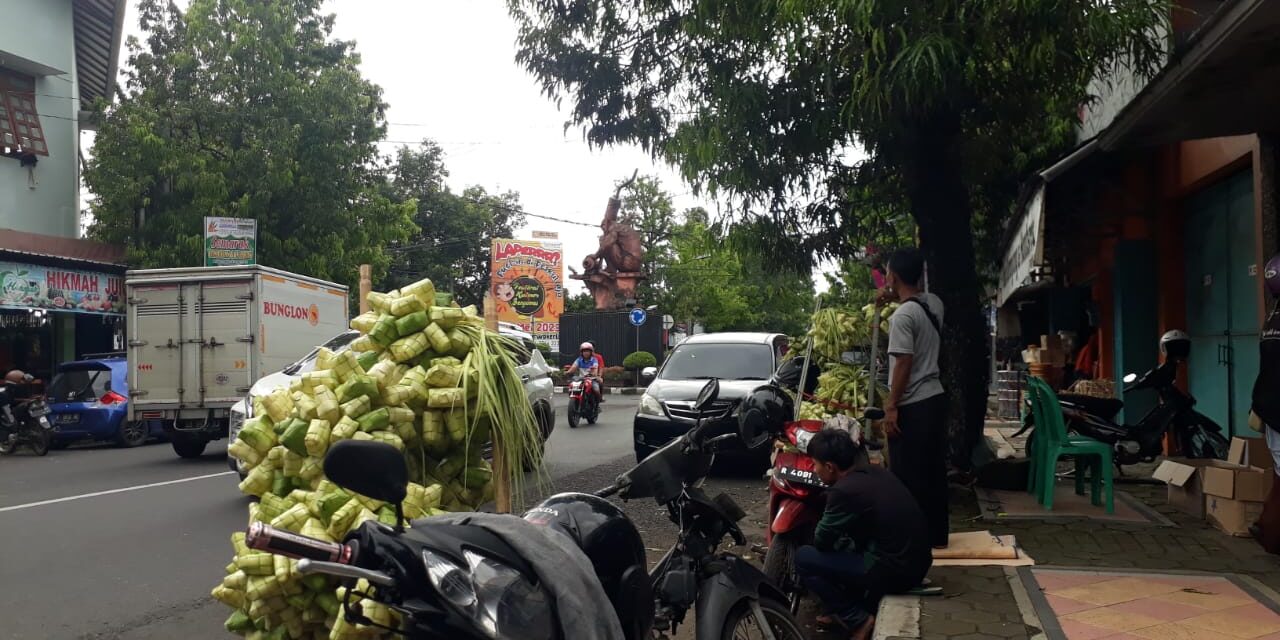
left=566, top=342, right=604, bottom=403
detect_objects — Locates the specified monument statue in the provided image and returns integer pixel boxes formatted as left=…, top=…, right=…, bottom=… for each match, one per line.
left=569, top=172, right=647, bottom=310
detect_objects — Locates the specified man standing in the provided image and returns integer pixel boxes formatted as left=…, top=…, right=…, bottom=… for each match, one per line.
left=795, top=429, right=933, bottom=639
left=880, top=248, right=950, bottom=548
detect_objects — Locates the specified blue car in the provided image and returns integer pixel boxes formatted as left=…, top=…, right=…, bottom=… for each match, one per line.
left=47, top=358, right=162, bottom=448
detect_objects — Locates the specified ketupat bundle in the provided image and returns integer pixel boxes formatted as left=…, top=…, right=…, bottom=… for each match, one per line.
left=217, top=278, right=544, bottom=639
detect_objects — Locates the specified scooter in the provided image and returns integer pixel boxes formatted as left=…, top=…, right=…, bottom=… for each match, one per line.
left=249, top=379, right=803, bottom=639
left=566, top=373, right=601, bottom=428
left=0, top=372, right=53, bottom=456
left=1014, top=334, right=1229, bottom=467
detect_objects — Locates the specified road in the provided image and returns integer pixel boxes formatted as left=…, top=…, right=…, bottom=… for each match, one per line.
left=0, top=396, right=641, bottom=640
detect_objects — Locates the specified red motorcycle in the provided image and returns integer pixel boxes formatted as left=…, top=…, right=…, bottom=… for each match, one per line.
left=566, top=374, right=601, bottom=428
left=762, top=419, right=828, bottom=611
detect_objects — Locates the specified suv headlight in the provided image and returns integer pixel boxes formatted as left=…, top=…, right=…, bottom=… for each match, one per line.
left=422, top=549, right=553, bottom=640
left=638, top=393, right=663, bottom=416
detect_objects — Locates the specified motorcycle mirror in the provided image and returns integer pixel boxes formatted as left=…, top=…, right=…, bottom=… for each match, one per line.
left=641, top=366, right=657, bottom=380
left=324, top=440, right=409, bottom=509
left=864, top=407, right=886, bottom=421
left=1123, top=373, right=1137, bottom=384
left=694, top=378, right=720, bottom=411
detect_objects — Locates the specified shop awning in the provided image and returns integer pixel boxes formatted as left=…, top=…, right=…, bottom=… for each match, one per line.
left=1100, top=0, right=1280, bottom=149
left=0, top=228, right=125, bottom=268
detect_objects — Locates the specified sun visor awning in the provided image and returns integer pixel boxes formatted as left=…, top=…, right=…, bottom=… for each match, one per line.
left=1100, top=0, right=1280, bottom=149
left=998, top=184, right=1047, bottom=307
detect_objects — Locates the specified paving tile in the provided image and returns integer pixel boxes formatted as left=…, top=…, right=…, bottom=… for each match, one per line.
left=1045, top=594, right=1099, bottom=616
left=1129, top=621, right=1240, bottom=639
left=1059, top=618, right=1115, bottom=640
left=1034, top=570, right=1115, bottom=591
left=1180, top=604, right=1280, bottom=638
left=1052, top=577, right=1183, bottom=606
left=1152, top=587, right=1256, bottom=611
left=1107, top=596, right=1203, bottom=622
left=1061, top=606, right=1165, bottom=633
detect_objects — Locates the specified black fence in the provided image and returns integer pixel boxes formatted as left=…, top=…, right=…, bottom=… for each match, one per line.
left=558, top=310, right=665, bottom=368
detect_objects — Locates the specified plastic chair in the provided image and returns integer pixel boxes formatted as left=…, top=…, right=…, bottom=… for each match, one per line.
left=1025, top=377, right=1114, bottom=514
left=1024, top=381, right=1100, bottom=498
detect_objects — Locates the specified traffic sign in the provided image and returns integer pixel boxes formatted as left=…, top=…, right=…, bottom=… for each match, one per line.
left=629, top=308, right=647, bottom=327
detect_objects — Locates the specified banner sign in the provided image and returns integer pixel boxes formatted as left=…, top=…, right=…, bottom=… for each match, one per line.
left=489, top=239, right=564, bottom=352
left=998, top=185, right=1046, bottom=306
left=0, top=260, right=124, bottom=315
left=204, top=216, right=257, bottom=266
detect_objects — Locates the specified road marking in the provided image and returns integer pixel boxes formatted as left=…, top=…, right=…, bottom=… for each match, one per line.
left=0, top=471, right=235, bottom=513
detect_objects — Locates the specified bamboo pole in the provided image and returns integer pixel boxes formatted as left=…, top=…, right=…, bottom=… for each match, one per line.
left=358, top=265, right=372, bottom=314
left=483, top=291, right=512, bottom=514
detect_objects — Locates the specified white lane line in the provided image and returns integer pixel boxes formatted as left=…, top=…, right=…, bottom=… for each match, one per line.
left=0, top=471, right=235, bottom=513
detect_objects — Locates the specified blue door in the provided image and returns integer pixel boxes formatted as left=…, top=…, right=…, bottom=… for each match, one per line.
left=1183, top=170, right=1259, bottom=437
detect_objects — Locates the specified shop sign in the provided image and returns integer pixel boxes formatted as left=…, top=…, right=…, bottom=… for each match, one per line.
left=0, top=260, right=124, bottom=315
left=204, top=216, right=257, bottom=266
left=489, top=238, right=564, bottom=351
left=998, top=185, right=1046, bottom=306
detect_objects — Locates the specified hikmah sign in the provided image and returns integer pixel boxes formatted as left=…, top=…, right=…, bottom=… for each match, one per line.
left=998, top=185, right=1046, bottom=306
left=0, top=261, right=124, bottom=315
left=204, top=217, right=257, bottom=266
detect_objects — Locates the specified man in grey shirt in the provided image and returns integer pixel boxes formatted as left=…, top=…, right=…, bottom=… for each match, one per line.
left=880, top=248, right=949, bottom=548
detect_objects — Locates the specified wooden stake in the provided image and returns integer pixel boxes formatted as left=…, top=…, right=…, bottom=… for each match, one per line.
left=484, top=291, right=512, bottom=514
left=358, top=264, right=372, bottom=314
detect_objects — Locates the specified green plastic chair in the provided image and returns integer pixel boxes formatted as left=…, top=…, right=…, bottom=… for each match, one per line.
left=1025, top=377, right=1114, bottom=514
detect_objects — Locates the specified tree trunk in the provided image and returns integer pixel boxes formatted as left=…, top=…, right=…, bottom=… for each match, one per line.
left=901, top=119, right=991, bottom=470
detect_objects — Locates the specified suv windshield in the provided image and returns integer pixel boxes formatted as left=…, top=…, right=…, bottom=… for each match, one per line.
left=659, top=343, right=774, bottom=381
left=283, top=331, right=361, bottom=375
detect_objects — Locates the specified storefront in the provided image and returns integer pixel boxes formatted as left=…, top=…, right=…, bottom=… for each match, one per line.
left=0, top=245, right=125, bottom=384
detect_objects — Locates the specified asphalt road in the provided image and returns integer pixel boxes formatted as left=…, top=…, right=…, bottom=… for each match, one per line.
left=0, top=396, right=643, bottom=640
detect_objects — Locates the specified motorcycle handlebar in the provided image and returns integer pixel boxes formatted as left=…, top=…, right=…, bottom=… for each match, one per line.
left=246, top=522, right=354, bottom=565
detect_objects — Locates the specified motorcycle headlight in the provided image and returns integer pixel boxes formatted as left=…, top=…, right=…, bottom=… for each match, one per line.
left=638, top=393, right=663, bottom=416
left=422, top=549, right=553, bottom=640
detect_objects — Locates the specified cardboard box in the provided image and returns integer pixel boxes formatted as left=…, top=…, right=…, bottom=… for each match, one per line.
left=1230, top=436, right=1276, bottom=472
left=1041, top=335, right=1064, bottom=351
left=1200, top=460, right=1270, bottom=502
left=1205, top=494, right=1264, bottom=537
left=1152, top=458, right=1213, bottom=518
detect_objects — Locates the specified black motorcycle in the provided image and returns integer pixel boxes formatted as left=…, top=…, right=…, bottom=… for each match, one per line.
left=249, top=378, right=803, bottom=639
left=0, top=373, right=53, bottom=456
left=1015, top=358, right=1228, bottom=469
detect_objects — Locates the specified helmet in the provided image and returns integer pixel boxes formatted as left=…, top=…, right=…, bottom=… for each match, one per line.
left=3, top=370, right=28, bottom=385
left=1160, top=330, right=1191, bottom=361
left=523, top=493, right=652, bottom=639
left=579, top=342, right=594, bottom=352
left=739, top=385, right=795, bottom=447
left=1266, top=254, right=1280, bottom=297
left=772, top=356, right=820, bottom=396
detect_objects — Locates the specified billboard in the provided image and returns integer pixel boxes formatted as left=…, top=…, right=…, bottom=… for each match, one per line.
left=204, top=216, right=257, bottom=266
left=0, top=260, right=124, bottom=315
left=490, top=239, right=564, bottom=351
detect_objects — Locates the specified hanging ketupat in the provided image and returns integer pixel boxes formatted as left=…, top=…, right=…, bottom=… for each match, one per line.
left=216, top=278, right=544, bottom=639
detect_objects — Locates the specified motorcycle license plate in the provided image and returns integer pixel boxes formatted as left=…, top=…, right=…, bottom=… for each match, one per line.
left=56, top=414, right=79, bottom=424
left=776, top=464, right=827, bottom=487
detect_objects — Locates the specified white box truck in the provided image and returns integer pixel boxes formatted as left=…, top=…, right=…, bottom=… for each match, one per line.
left=126, top=266, right=349, bottom=458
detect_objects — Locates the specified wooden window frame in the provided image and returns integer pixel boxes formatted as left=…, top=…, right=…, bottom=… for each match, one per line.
left=0, top=69, right=48, bottom=157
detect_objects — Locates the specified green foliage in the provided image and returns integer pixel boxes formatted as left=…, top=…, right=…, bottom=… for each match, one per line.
left=534, top=342, right=552, bottom=355
left=622, top=351, right=657, bottom=370
left=380, top=141, right=524, bottom=306
left=86, top=0, right=416, bottom=292
left=564, top=291, right=596, bottom=313
left=620, top=175, right=678, bottom=306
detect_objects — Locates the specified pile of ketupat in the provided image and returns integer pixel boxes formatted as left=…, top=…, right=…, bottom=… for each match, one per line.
left=214, top=278, right=543, bottom=639
left=793, top=301, right=895, bottom=422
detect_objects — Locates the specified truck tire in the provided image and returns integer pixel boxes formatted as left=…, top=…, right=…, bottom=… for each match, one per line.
left=173, top=437, right=208, bottom=459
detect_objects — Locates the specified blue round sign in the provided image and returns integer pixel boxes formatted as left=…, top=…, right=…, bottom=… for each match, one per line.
left=629, top=308, right=647, bottom=327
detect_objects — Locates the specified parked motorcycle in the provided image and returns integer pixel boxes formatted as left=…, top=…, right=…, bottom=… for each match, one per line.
left=248, top=378, right=802, bottom=639
left=1014, top=330, right=1229, bottom=468
left=566, top=373, right=601, bottom=428
left=0, top=371, right=53, bottom=456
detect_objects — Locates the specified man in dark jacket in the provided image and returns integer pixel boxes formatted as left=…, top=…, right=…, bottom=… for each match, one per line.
left=795, top=429, right=933, bottom=639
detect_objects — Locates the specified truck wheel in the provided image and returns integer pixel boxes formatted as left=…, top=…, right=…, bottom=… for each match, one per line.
left=173, top=438, right=208, bottom=459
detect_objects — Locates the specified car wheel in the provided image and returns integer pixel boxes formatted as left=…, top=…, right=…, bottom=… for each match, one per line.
left=172, top=437, right=208, bottom=459
left=116, top=420, right=149, bottom=448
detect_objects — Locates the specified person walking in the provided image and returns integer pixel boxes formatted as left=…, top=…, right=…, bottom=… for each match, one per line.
left=879, top=248, right=950, bottom=549
left=1249, top=254, right=1280, bottom=553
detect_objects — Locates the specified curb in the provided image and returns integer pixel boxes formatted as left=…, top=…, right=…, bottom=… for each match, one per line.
left=874, top=595, right=921, bottom=639
left=554, top=387, right=647, bottom=395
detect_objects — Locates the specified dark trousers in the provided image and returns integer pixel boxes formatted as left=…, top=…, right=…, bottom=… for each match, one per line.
left=890, top=393, right=950, bottom=547
left=795, top=546, right=881, bottom=628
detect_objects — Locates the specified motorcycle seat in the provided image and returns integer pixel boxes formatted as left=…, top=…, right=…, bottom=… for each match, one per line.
left=1057, top=394, right=1124, bottom=420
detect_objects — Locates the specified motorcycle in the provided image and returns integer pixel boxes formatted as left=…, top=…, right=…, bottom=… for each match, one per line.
left=0, top=372, right=53, bottom=456
left=1014, top=345, right=1229, bottom=468
left=566, top=374, right=600, bottom=428
left=248, top=378, right=803, bottom=639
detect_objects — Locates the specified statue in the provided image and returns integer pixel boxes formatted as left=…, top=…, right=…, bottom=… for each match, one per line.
left=569, top=171, right=647, bottom=310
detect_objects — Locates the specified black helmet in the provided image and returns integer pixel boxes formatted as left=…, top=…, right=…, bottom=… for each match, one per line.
left=523, top=493, right=653, bottom=640
left=1160, top=330, right=1191, bottom=361
left=739, top=384, right=794, bottom=446
left=772, top=356, right=820, bottom=396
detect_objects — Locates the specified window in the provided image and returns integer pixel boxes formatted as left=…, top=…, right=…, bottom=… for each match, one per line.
left=49, top=366, right=110, bottom=403
left=0, top=69, right=47, bottom=156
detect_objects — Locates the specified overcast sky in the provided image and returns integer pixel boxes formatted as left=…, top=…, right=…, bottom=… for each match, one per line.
left=96, top=0, right=723, bottom=295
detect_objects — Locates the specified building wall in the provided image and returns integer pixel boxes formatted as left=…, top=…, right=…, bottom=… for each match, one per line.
left=0, top=0, right=81, bottom=239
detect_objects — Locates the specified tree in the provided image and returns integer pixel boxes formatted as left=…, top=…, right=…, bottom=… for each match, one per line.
left=85, top=0, right=416, bottom=293
left=564, top=291, right=597, bottom=313
left=508, top=0, right=1167, bottom=466
left=382, top=142, right=524, bottom=306
left=618, top=175, right=677, bottom=307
